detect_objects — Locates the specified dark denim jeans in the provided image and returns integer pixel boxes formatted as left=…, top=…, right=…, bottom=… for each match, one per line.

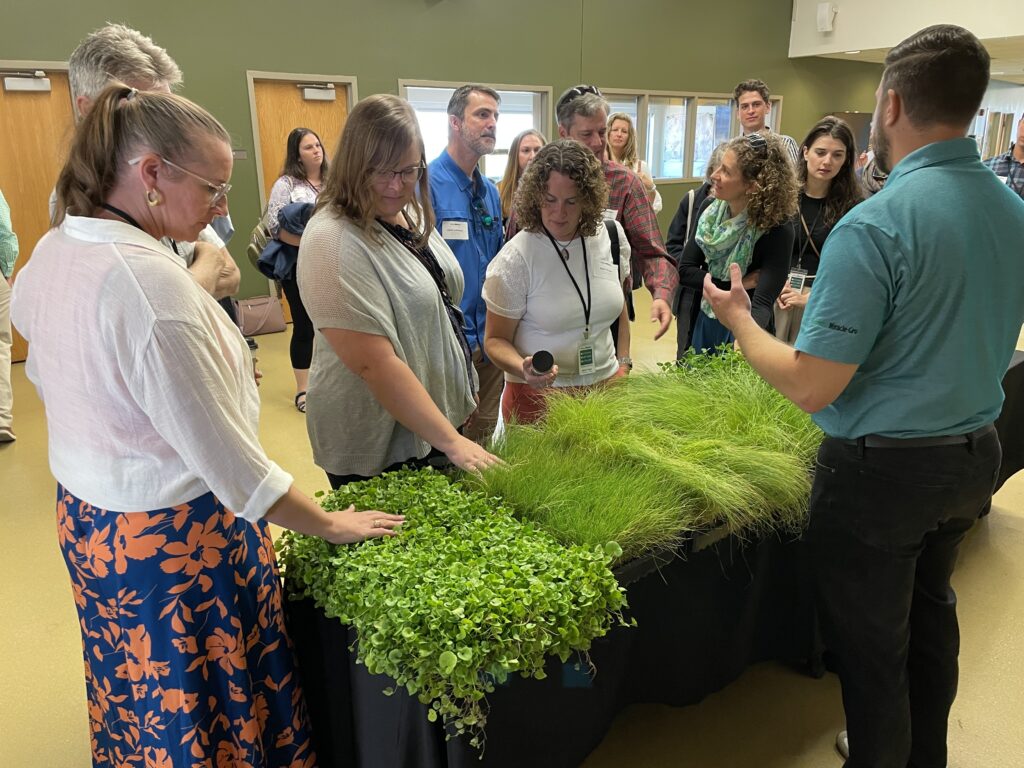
left=805, top=430, right=1001, bottom=768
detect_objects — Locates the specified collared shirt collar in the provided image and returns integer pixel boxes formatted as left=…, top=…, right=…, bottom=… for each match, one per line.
left=884, top=137, right=980, bottom=188
left=61, top=215, right=187, bottom=268
left=435, top=148, right=481, bottom=194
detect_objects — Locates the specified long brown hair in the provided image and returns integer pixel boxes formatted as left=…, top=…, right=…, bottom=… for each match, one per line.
left=497, top=129, right=546, bottom=219
left=606, top=112, right=639, bottom=168
left=53, top=83, right=229, bottom=225
left=797, top=117, right=862, bottom=227
left=316, top=94, right=434, bottom=248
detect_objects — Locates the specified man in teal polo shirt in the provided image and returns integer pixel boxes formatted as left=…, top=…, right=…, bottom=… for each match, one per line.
left=428, top=84, right=505, bottom=444
left=705, top=25, right=1024, bottom=768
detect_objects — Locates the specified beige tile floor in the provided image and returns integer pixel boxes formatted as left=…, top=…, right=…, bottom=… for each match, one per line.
left=1, top=293, right=1022, bottom=767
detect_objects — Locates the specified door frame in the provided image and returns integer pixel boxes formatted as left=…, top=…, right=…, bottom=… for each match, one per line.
left=245, top=71, right=358, bottom=209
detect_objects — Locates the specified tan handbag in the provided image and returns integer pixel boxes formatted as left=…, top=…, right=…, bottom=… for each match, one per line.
left=234, top=295, right=286, bottom=336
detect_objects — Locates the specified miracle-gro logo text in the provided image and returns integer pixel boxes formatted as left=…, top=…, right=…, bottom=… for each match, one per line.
left=828, top=322, right=858, bottom=334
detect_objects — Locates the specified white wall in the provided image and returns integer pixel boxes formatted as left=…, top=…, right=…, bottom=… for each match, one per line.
left=789, top=0, right=1023, bottom=57
left=983, top=82, right=1024, bottom=121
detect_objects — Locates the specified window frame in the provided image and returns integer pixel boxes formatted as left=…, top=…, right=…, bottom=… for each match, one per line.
left=600, top=88, right=787, bottom=184
left=398, top=79, right=553, bottom=178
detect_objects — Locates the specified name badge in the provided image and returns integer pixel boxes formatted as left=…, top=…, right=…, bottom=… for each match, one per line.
left=788, top=268, right=808, bottom=291
left=603, top=208, right=619, bottom=221
left=441, top=220, right=469, bottom=241
left=577, top=343, right=596, bottom=376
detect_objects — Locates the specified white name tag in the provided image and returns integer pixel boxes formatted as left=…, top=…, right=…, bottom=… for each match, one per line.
left=441, top=220, right=469, bottom=240
left=603, top=208, right=619, bottom=221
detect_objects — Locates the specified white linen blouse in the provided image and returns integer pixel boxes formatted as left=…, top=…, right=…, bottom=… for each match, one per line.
left=11, top=216, right=291, bottom=521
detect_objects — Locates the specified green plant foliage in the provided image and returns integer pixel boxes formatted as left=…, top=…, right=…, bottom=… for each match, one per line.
left=468, top=348, right=822, bottom=562
left=277, top=469, right=630, bottom=748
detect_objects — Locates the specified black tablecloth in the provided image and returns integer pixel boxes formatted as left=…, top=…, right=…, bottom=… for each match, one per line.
left=995, top=350, right=1024, bottom=491
left=284, top=531, right=818, bottom=768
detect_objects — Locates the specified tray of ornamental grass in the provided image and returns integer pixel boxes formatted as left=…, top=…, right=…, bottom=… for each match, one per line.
left=277, top=468, right=631, bottom=750
left=467, top=349, right=822, bottom=563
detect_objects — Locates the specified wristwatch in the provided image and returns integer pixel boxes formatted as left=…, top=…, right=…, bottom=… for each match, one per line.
left=617, top=356, right=633, bottom=370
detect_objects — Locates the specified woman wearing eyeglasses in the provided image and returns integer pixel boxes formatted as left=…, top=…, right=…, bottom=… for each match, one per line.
left=483, top=139, right=631, bottom=425
left=266, top=127, right=328, bottom=413
left=298, top=94, right=500, bottom=488
left=678, top=132, right=798, bottom=353
left=11, top=85, right=404, bottom=767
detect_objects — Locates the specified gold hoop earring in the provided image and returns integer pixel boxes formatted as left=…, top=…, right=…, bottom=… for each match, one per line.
left=146, top=189, right=161, bottom=207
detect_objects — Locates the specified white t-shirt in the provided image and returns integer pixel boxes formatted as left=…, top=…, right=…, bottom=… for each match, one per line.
left=483, top=224, right=630, bottom=387
left=11, top=216, right=291, bottom=520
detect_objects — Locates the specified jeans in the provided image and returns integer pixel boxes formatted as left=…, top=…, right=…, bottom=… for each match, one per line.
left=805, top=430, right=1001, bottom=768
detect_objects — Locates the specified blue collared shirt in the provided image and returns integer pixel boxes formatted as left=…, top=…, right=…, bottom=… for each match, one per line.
left=427, top=149, right=504, bottom=353
left=796, top=138, right=1024, bottom=439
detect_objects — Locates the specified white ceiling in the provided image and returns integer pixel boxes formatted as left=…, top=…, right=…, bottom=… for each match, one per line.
left=820, top=35, right=1024, bottom=85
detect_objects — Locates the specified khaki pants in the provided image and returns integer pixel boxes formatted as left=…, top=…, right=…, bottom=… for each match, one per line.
left=774, top=286, right=811, bottom=345
left=463, top=346, right=503, bottom=446
left=0, top=277, right=13, bottom=439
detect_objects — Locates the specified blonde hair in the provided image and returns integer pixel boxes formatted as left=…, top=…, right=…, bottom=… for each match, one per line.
left=514, top=140, right=608, bottom=237
left=497, top=129, right=546, bottom=220
left=53, top=84, right=229, bottom=225
left=68, top=24, right=182, bottom=103
left=316, top=94, right=434, bottom=248
left=606, top=112, right=639, bottom=169
left=725, top=133, right=798, bottom=231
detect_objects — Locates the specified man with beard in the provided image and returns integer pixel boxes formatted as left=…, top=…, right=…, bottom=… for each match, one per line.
left=428, top=85, right=504, bottom=444
left=703, top=24, right=1024, bottom=768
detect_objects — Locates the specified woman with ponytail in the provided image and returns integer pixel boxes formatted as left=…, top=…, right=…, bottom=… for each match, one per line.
left=11, top=84, right=401, bottom=767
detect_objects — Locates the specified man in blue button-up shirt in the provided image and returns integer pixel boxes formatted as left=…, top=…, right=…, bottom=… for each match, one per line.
left=428, top=85, right=505, bottom=444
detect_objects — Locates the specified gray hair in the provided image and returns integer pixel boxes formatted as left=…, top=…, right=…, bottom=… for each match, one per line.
left=446, top=84, right=501, bottom=120
left=68, top=23, right=182, bottom=103
left=556, top=91, right=609, bottom=130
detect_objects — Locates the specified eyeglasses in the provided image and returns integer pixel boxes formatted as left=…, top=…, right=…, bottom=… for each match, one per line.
left=128, top=155, right=232, bottom=207
left=557, top=84, right=603, bottom=111
left=746, top=133, right=768, bottom=155
left=471, top=197, right=494, bottom=229
left=373, top=162, right=426, bottom=185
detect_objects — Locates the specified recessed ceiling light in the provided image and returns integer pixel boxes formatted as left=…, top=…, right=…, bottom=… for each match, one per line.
left=844, top=50, right=862, bottom=54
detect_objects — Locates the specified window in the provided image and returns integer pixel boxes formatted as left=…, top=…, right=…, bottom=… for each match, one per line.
left=599, top=88, right=787, bottom=183
left=692, top=98, right=732, bottom=178
left=399, top=81, right=551, bottom=181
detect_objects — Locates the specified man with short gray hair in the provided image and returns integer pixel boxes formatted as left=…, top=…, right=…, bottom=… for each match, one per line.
left=509, top=84, right=676, bottom=341
left=428, top=84, right=505, bottom=443
left=60, top=23, right=239, bottom=300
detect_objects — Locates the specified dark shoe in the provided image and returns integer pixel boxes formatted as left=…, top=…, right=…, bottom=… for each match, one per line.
left=836, top=730, right=849, bottom=760
left=294, top=391, right=307, bottom=413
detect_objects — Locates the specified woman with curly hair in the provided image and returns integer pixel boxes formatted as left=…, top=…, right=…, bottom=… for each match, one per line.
left=678, top=132, right=798, bottom=353
left=497, top=128, right=546, bottom=224
left=483, top=139, right=631, bottom=424
left=775, top=116, right=863, bottom=343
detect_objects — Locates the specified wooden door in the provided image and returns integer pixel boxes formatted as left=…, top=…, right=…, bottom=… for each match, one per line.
left=0, top=71, right=75, bottom=362
left=250, top=76, right=350, bottom=319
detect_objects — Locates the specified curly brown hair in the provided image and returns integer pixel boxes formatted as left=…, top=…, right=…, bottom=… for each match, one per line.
left=726, top=133, right=798, bottom=231
left=513, top=139, right=609, bottom=237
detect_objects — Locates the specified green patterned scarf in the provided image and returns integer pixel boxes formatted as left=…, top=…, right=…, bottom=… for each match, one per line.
left=694, top=198, right=762, bottom=318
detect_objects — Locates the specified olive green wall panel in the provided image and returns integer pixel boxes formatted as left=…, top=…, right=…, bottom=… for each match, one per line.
left=1, top=0, right=882, bottom=298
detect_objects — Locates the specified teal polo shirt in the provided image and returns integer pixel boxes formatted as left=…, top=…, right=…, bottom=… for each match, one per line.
left=795, top=138, right=1024, bottom=439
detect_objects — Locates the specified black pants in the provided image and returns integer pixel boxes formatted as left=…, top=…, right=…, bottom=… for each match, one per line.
left=280, top=276, right=314, bottom=370
left=326, top=448, right=447, bottom=490
left=805, top=430, right=1001, bottom=768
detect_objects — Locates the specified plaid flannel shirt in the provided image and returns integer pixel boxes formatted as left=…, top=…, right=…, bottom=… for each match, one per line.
left=984, top=147, right=1024, bottom=201
left=506, top=161, right=677, bottom=304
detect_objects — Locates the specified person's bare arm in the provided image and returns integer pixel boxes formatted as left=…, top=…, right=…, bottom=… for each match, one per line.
left=265, top=485, right=404, bottom=543
left=189, top=242, right=240, bottom=299
left=484, top=310, right=557, bottom=388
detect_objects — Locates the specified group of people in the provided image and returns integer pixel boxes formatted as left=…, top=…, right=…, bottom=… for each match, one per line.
left=4, top=17, right=1024, bottom=768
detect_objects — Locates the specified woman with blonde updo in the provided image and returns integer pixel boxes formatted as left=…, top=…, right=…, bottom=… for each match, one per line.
left=11, top=84, right=401, bottom=767
left=678, top=132, right=798, bottom=353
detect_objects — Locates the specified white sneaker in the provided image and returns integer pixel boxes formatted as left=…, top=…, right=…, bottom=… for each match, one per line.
left=836, top=730, right=849, bottom=760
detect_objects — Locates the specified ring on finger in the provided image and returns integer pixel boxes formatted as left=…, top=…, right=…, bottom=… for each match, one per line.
left=372, top=519, right=382, bottom=528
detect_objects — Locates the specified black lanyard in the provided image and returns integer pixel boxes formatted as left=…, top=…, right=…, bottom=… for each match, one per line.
left=543, top=226, right=592, bottom=338
left=100, top=202, right=145, bottom=232
left=795, top=197, right=823, bottom=270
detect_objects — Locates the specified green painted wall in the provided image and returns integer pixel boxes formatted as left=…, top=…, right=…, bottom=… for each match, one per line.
left=1, top=0, right=882, bottom=298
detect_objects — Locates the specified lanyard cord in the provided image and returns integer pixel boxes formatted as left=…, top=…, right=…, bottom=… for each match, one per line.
left=796, top=199, right=823, bottom=270
left=543, top=225, right=592, bottom=337
left=100, top=202, right=145, bottom=232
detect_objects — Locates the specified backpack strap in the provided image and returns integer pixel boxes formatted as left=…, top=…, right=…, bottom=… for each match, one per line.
left=603, top=218, right=620, bottom=266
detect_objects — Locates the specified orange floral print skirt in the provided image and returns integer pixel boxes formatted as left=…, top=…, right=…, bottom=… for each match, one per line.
left=55, top=484, right=317, bottom=768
